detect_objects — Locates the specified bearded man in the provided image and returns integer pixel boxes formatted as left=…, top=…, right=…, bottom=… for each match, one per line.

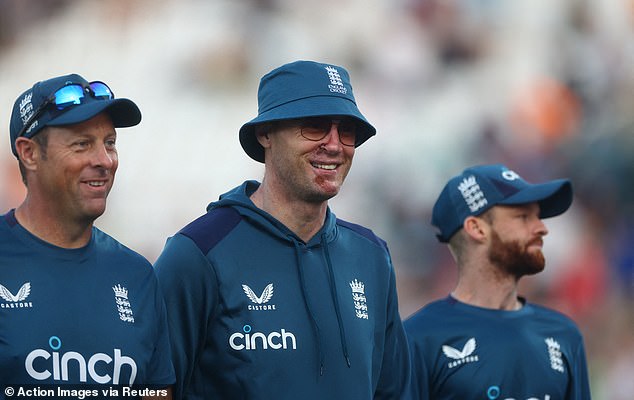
left=404, top=164, right=591, bottom=400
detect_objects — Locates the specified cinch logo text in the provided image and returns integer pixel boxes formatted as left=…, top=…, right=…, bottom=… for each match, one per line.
left=25, top=336, right=137, bottom=384
left=229, top=325, right=297, bottom=351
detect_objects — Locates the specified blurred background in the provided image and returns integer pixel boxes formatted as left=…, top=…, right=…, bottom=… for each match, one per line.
left=1, top=0, right=632, bottom=397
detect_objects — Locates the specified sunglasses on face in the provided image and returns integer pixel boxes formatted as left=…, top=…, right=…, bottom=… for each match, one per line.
left=297, top=117, right=358, bottom=147
left=18, top=81, right=114, bottom=138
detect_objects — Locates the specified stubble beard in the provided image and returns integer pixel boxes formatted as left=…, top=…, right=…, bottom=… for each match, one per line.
left=279, top=160, right=350, bottom=204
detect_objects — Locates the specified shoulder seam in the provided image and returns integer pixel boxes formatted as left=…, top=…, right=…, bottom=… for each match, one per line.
left=336, top=218, right=387, bottom=249
left=179, top=207, right=242, bottom=255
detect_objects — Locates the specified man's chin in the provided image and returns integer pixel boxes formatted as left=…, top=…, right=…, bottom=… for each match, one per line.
left=523, top=252, right=546, bottom=275
left=81, top=202, right=108, bottom=222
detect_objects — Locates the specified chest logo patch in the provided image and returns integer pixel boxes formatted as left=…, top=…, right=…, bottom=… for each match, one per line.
left=0, top=282, right=33, bottom=309
left=112, top=284, right=134, bottom=323
left=243, top=283, right=276, bottom=311
left=350, top=279, right=368, bottom=319
left=443, top=337, right=479, bottom=368
left=545, top=337, right=565, bottom=373
left=1, top=282, right=31, bottom=302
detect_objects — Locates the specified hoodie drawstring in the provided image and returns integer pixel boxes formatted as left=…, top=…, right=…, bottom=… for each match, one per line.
left=292, top=238, right=325, bottom=376
left=321, top=233, right=351, bottom=368
left=291, top=234, right=352, bottom=377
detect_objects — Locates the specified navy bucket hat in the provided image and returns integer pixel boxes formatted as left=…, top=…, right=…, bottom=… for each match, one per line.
left=9, top=73, right=141, bottom=157
left=432, top=164, right=573, bottom=243
left=239, top=60, right=376, bottom=162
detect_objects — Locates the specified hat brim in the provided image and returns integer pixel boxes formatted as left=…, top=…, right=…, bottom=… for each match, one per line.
left=47, top=98, right=141, bottom=129
left=239, top=95, right=376, bottom=163
left=499, top=179, right=573, bottom=218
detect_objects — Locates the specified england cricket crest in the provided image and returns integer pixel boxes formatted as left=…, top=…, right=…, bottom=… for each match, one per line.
left=112, top=284, right=134, bottom=323
left=349, top=279, right=368, bottom=319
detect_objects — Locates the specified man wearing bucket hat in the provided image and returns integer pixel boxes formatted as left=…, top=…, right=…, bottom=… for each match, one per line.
left=1, top=74, right=174, bottom=398
left=404, top=164, right=591, bottom=400
left=154, top=60, right=410, bottom=399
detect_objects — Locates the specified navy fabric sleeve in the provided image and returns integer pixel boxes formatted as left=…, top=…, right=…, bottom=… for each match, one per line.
left=154, top=234, right=218, bottom=400
left=569, top=337, right=592, bottom=400
left=405, top=332, right=431, bottom=400
left=374, top=261, right=411, bottom=399
left=147, top=270, right=177, bottom=386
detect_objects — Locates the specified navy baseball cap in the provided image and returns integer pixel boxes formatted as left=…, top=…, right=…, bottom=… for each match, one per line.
left=239, top=60, right=376, bottom=162
left=9, top=73, right=141, bottom=157
left=432, top=164, right=573, bottom=243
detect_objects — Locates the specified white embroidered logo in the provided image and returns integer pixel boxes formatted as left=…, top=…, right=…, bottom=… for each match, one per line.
left=0, top=282, right=30, bottom=302
left=19, top=93, right=34, bottom=123
left=112, top=284, right=134, bottom=323
left=0, top=282, right=33, bottom=309
left=243, top=284, right=276, bottom=311
left=443, top=338, right=479, bottom=368
left=502, top=169, right=521, bottom=181
left=19, top=92, right=38, bottom=134
left=243, top=284, right=274, bottom=304
left=349, top=279, right=368, bottom=319
left=545, top=337, right=565, bottom=373
left=458, top=175, right=488, bottom=212
left=325, top=66, right=347, bottom=94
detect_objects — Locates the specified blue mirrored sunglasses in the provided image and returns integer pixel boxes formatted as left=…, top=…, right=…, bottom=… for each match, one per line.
left=18, top=81, right=114, bottom=138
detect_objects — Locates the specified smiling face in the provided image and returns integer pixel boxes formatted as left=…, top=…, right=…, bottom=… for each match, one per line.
left=31, top=112, right=118, bottom=225
left=258, top=117, right=356, bottom=204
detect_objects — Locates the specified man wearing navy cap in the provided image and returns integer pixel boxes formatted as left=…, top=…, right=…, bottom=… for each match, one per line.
left=1, top=74, right=174, bottom=399
left=404, top=164, right=591, bottom=400
left=155, top=60, right=410, bottom=399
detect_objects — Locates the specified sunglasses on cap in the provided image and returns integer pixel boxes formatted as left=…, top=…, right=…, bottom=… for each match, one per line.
left=296, top=116, right=358, bottom=147
left=17, top=81, right=115, bottom=138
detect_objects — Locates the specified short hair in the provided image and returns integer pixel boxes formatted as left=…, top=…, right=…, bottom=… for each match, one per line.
left=447, top=208, right=495, bottom=263
left=447, top=229, right=467, bottom=263
left=17, top=129, right=49, bottom=186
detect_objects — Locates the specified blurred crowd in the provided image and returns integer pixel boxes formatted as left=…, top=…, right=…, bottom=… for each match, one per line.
left=1, top=0, right=633, bottom=398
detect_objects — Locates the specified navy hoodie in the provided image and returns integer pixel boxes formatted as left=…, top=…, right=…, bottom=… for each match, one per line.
left=155, top=181, right=410, bottom=399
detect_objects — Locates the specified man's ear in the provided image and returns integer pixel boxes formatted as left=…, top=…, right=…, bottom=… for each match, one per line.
left=255, top=125, right=271, bottom=149
left=463, top=215, right=488, bottom=243
left=14, top=137, right=39, bottom=172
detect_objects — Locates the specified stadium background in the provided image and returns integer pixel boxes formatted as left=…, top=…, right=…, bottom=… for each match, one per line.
left=1, top=1, right=632, bottom=398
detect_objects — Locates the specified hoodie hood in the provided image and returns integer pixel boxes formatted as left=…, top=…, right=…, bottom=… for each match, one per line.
left=207, top=180, right=337, bottom=247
